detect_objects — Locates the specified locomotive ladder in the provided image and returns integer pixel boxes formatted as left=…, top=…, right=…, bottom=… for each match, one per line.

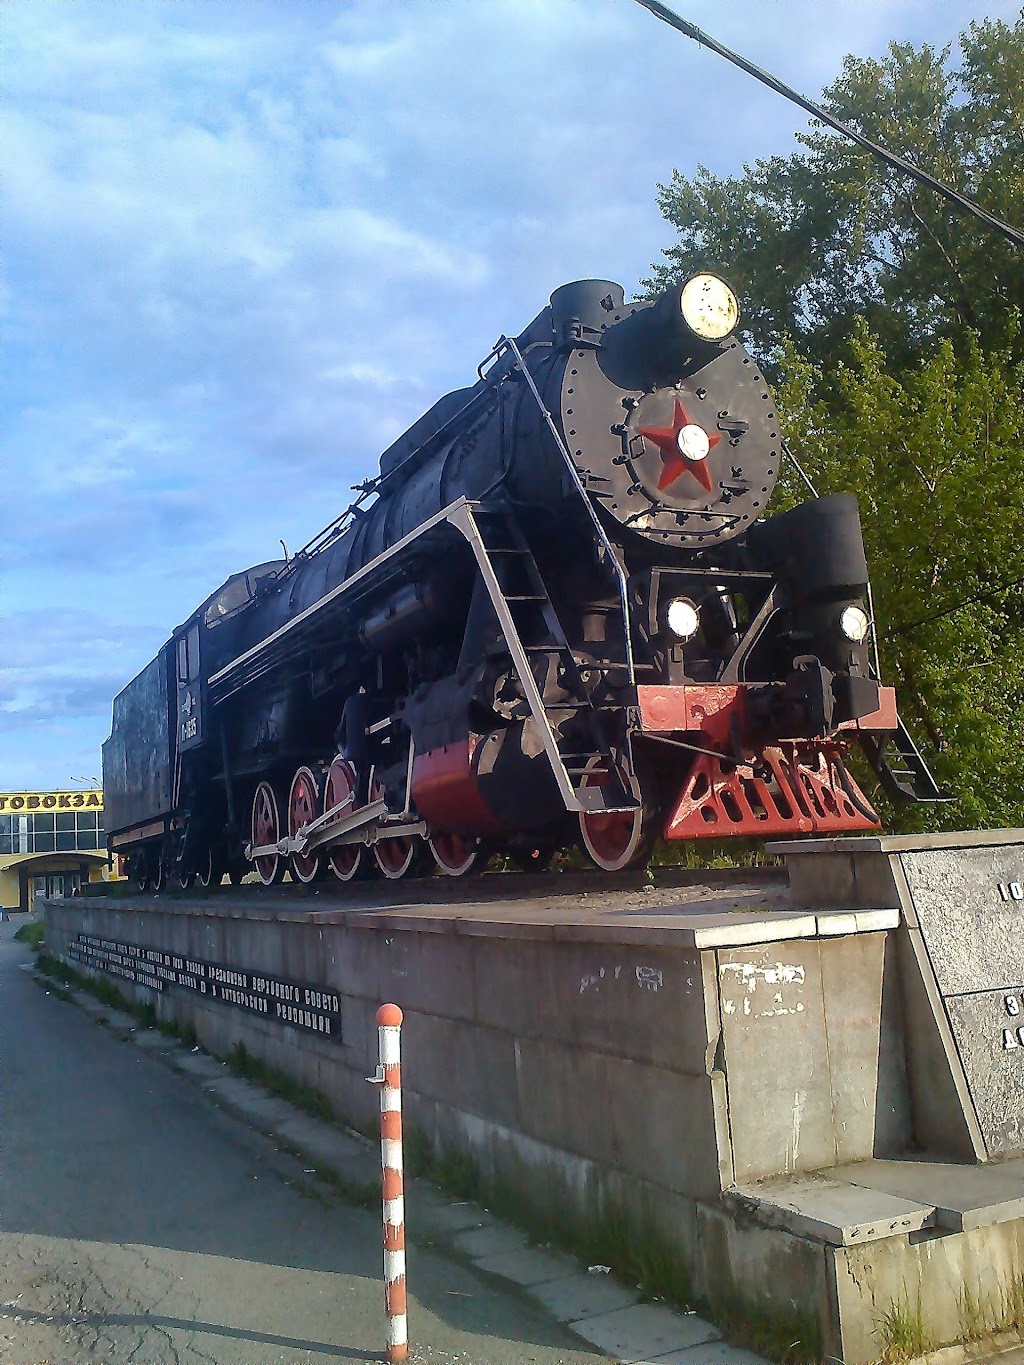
left=858, top=583, right=952, bottom=803
left=859, top=723, right=952, bottom=802
left=453, top=501, right=637, bottom=816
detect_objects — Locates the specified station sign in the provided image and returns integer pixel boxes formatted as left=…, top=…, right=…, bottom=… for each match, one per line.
left=0, top=791, right=103, bottom=813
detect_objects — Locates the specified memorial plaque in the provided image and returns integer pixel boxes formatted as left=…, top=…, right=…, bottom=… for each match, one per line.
left=944, top=989, right=1024, bottom=1155
left=67, top=933, right=343, bottom=1042
left=900, top=845, right=1024, bottom=1157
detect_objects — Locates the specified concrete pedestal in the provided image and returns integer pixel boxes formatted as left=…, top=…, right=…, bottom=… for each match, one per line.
left=42, top=833, right=1024, bottom=1363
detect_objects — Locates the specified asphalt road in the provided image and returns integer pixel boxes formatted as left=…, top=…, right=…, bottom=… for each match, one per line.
left=0, top=920, right=607, bottom=1365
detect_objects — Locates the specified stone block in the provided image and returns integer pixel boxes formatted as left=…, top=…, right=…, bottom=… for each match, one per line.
left=844, top=1156, right=1024, bottom=1230
left=513, top=1037, right=620, bottom=1169
left=818, top=932, right=912, bottom=1161
left=900, top=845, right=1024, bottom=995
left=389, top=1009, right=455, bottom=1104
left=394, top=932, right=478, bottom=1022
left=338, top=993, right=375, bottom=1068
left=604, top=1053, right=729, bottom=1199
left=945, top=991, right=1024, bottom=1156
left=327, top=925, right=382, bottom=1001
left=696, top=1202, right=830, bottom=1356
left=727, top=1172, right=934, bottom=1245
left=550, top=941, right=719, bottom=1075
left=781, top=850, right=901, bottom=910
left=471, top=936, right=561, bottom=1039
left=896, top=926, right=985, bottom=1160
left=827, top=1220, right=1024, bottom=1365
left=717, top=940, right=838, bottom=1180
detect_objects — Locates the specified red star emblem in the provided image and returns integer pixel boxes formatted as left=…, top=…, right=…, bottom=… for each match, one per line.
left=638, top=398, right=721, bottom=492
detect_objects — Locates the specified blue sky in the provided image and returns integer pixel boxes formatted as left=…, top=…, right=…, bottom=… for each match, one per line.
left=2, top=0, right=1017, bottom=789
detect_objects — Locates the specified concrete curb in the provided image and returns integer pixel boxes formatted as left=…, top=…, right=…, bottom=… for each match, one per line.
left=32, top=963, right=764, bottom=1365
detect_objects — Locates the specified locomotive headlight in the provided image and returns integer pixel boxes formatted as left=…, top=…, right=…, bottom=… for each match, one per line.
left=679, top=273, right=739, bottom=342
left=839, top=605, right=870, bottom=643
left=666, top=597, right=701, bottom=641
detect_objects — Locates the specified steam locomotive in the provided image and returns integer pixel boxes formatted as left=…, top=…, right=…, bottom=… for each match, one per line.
left=103, top=272, right=934, bottom=889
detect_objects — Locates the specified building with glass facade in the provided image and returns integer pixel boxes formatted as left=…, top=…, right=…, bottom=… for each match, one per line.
left=0, top=790, right=116, bottom=912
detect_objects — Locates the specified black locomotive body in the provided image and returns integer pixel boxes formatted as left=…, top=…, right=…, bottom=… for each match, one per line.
left=104, top=273, right=924, bottom=887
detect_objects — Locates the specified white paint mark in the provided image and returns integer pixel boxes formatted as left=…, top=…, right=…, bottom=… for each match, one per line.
left=720, top=962, right=806, bottom=989
left=635, top=965, right=663, bottom=992
left=722, top=1000, right=736, bottom=1015
left=791, top=1089, right=806, bottom=1167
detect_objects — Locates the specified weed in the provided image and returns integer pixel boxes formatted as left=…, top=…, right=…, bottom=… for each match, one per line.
left=1001, top=1273, right=1024, bottom=1332
left=957, top=1272, right=1024, bottom=1342
left=36, top=952, right=84, bottom=989
left=877, top=1291, right=930, bottom=1362
left=711, top=1290, right=821, bottom=1365
left=37, top=953, right=193, bottom=1049
left=14, top=920, right=45, bottom=948
left=226, top=1041, right=333, bottom=1123
left=959, top=1281, right=998, bottom=1343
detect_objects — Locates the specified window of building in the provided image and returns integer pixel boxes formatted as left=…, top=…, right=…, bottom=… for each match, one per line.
left=0, top=803, right=105, bottom=854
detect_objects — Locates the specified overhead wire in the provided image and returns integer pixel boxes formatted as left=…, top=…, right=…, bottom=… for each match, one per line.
left=632, top=0, right=1024, bottom=254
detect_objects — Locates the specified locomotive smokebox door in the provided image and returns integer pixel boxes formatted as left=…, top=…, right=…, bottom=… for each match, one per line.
left=175, top=621, right=203, bottom=753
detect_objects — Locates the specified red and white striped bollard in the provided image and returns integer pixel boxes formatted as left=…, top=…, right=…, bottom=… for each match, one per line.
left=369, top=1003, right=408, bottom=1362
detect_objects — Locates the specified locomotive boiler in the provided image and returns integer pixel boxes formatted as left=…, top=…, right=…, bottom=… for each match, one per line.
left=103, top=273, right=940, bottom=888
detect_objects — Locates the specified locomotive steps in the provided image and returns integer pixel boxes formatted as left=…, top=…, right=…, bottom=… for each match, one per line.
left=44, top=829, right=1024, bottom=1364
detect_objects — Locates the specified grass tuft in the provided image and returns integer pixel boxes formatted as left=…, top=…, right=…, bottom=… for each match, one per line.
left=957, top=1272, right=1024, bottom=1343
left=227, top=1041, right=333, bottom=1123
left=14, top=920, right=45, bottom=948
left=877, top=1291, right=930, bottom=1362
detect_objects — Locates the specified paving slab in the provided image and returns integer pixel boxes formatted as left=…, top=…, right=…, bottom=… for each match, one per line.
left=131, top=1029, right=183, bottom=1053
left=473, top=1245, right=580, bottom=1287
left=270, top=1115, right=379, bottom=1185
left=843, top=1156, right=1024, bottom=1230
left=568, top=1302, right=720, bottom=1362
left=529, top=1271, right=640, bottom=1321
left=405, top=1187, right=491, bottom=1237
left=170, top=1049, right=231, bottom=1082
left=205, top=1074, right=297, bottom=1125
left=645, top=1340, right=769, bottom=1364
left=453, top=1222, right=529, bottom=1258
left=728, top=1172, right=934, bottom=1245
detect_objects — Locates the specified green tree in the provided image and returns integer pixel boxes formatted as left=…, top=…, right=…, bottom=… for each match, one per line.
left=773, top=325, right=1024, bottom=830
left=647, top=15, right=1024, bottom=369
left=648, top=16, right=1024, bottom=831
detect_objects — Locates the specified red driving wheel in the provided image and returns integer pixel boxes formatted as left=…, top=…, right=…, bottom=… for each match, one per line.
left=288, top=766, right=323, bottom=884
left=371, top=778, right=417, bottom=880
left=251, top=780, right=286, bottom=885
left=578, top=755, right=657, bottom=873
left=429, top=831, right=481, bottom=877
left=324, top=756, right=362, bottom=882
